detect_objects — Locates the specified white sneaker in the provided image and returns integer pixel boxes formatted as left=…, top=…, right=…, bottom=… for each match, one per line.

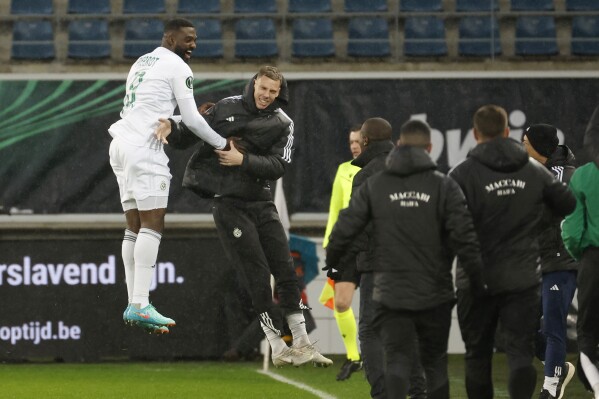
left=294, top=344, right=333, bottom=368
left=271, top=347, right=313, bottom=368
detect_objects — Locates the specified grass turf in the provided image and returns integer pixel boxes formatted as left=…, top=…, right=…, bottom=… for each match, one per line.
left=0, top=354, right=592, bottom=398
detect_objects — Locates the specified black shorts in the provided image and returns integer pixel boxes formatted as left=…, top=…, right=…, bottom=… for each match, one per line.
left=338, top=252, right=360, bottom=286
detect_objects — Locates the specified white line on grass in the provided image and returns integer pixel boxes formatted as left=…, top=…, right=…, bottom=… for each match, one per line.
left=258, top=369, right=337, bottom=399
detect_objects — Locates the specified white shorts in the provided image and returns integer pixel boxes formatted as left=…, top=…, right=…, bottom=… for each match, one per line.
left=109, top=138, right=171, bottom=211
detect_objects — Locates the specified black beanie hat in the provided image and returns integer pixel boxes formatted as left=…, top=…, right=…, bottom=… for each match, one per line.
left=524, top=124, right=559, bottom=158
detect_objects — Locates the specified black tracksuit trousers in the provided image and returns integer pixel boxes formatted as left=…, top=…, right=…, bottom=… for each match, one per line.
left=212, top=197, right=301, bottom=334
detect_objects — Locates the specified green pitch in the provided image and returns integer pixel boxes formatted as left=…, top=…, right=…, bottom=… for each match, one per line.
left=0, top=354, right=591, bottom=398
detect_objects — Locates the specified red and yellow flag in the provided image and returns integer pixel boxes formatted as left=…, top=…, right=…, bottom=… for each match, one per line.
left=318, top=278, right=335, bottom=310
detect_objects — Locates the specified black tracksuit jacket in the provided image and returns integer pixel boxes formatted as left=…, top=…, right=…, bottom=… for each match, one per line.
left=326, top=145, right=484, bottom=311
left=538, top=145, right=578, bottom=274
left=167, top=74, right=293, bottom=201
left=449, top=137, right=576, bottom=295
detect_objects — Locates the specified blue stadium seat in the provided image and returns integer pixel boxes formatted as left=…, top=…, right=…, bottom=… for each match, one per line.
left=347, top=17, right=390, bottom=57
left=400, top=0, right=442, bottom=12
left=292, top=18, right=334, bottom=57
left=456, top=0, right=499, bottom=12
left=234, top=0, right=276, bottom=13
left=289, top=0, right=332, bottom=13
left=12, top=20, right=55, bottom=59
left=510, top=0, right=554, bottom=11
left=191, top=19, right=223, bottom=58
left=344, top=0, right=387, bottom=12
left=572, top=16, right=599, bottom=55
left=68, top=19, right=110, bottom=59
left=515, top=16, right=558, bottom=55
left=235, top=19, right=278, bottom=58
left=11, top=0, right=53, bottom=14
left=68, top=0, right=110, bottom=14
left=459, top=17, right=501, bottom=56
left=123, top=0, right=165, bottom=14
left=404, top=16, right=447, bottom=56
left=178, top=0, right=220, bottom=13
left=124, top=19, right=164, bottom=58
left=566, top=0, right=599, bottom=10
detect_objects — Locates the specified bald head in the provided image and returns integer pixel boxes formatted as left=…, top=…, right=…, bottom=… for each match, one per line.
left=361, top=118, right=392, bottom=146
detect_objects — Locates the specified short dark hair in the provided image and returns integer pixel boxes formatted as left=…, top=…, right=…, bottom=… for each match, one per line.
left=350, top=124, right=362, bottom=133
left=399, top=120, right=431, bottom=148
left=361, top=117, right=392, bottom=141
left=257, top=65, right=283, bottom=82
left=164, top=18, right=194, bottom=33
left=473, top=105, right=508, bottom=139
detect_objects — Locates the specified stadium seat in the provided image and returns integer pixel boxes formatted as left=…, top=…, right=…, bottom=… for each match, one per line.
left=347, top=17, right=390, bottom=57
left=288, top=0, right=331, bottom=13
left=123, top=0, right=165, bottom=14
left=234, top=0, right=276, bottom=13
left=292, top=18, right=334, bottom=57
left=12, top=20, right=55, bottom=59
left=124, top=19, right=164, bottom=58
left=191, top=19, right=223, bottom=58
left=400, top=0, right=442, bottom=12
left=68, top=19, right=110, bottom=59
left=344, top=0, right=388, bottom=12
left=566, top=0, right=599, bottom=10
left=68, top=0, right=110, bottom=14
left=11, top=0, right=53, bottom=14
left=515, top=16, right=558, bottom=55
left=510, top=0, right=554, bottom=11
left=571, top=16, right=599, bottom=55
left=178, top=0, right=220, bottom=13
left=235, top=19, right=278, bottom=58
left=404, top=16, right=447, bottom=56
left=458, top=17, right=501, bottom=56
left=456, top=0, right=499, bottom=12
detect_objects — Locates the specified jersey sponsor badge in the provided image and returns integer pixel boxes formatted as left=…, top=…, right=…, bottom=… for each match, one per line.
left=185, top=76, right=194, bottom=90
left=233, top=227, right=242, bottom=238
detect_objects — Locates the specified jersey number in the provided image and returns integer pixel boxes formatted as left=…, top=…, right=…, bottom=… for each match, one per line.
left=123, top=71, right=146, bottom=109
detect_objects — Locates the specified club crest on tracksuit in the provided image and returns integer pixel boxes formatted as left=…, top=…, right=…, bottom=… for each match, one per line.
left=233, top=227, right=242, bottom=238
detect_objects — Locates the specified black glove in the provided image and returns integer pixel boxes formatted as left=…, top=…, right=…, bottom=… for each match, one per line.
left=322, top=263, right=342, bottom=281
left=469, top=270, right=489, bottom=298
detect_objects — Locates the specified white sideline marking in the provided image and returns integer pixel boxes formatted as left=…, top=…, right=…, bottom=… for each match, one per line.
left=258, top=369, right=337, bottom=399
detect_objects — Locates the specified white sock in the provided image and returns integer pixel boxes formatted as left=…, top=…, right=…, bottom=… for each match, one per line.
left=260, top=321, right=288, bottom=355
left=581, top=352, right=599, bottom=395
left=543, top=376, right=559, bottom=396
left=122, top=229, right=137, bottom=303
left=287, top=312, right=310, bottom=348
left=132, top=228, right=160, bottom=308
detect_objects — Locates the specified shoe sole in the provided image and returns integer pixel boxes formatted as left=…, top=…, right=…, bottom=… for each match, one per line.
left=125, top=316, right=175, bottom=327
left=557, top=363, right=576, bottom=399
left=124, top=320, right=170, bottom=335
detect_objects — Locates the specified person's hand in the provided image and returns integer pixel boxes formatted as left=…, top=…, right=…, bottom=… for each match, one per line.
left=215, top=139, right=244, bottom=166
left=321, top=263, right=342, bottom=281
left=469, top=271, right=489, bottom=298
left=154, top=118, right=172, bottom=144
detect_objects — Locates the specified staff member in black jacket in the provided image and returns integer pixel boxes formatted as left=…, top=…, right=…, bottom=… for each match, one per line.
left=449, top=105, right=576, bottom=399
left=155, top=66, right=331, bottom=368
left=522, top=124, right=577, bottom=399
left=325, top=120, right=486, bottom=399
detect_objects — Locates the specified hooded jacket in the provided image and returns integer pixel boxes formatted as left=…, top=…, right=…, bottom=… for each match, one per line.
left=537, top=145, right=578, bottom=273
left=168, top=74, right=293, bottom=201
left=449, top=137, right=576, bottom=295
left=349, top=139, right=394, bottom=273
left=326, top=146, right=484, bottom=310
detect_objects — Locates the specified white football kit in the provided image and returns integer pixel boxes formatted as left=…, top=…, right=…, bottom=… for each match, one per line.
left=108, top=46, right=225, bottom=211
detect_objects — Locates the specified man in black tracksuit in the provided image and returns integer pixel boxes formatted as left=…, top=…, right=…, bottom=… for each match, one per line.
left=158, top=66, right=331, bottom=368
left=449, top=105, right=576, bottom=399
left=325, top=119, right=486, bottom=399
left=522, top=124, right=577, bottom=399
